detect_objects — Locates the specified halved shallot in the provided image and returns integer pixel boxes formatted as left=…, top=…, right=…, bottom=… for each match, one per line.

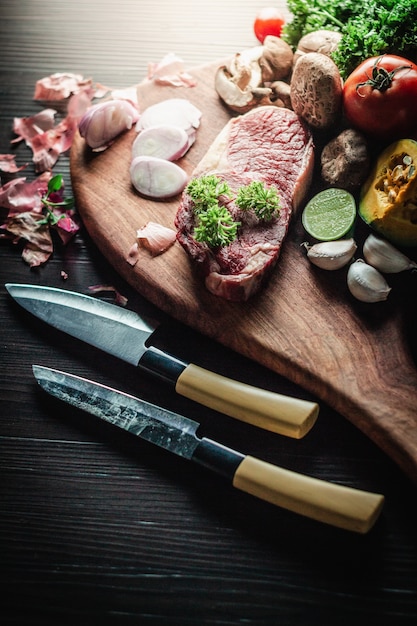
left=136, top=221, right=177, bottom=255
left=79, top=98, right=139, bottom=151
left=130, top=155, right=188, bottom=199
left=132, top=125, right=192, bottom=161
left=136, top=98, right=201, bottom=137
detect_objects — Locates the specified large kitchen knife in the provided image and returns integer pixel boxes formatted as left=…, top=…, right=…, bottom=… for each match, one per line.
left=32, top=365, right=384, bottom=533
left=6, top=283, right=318, bottom=438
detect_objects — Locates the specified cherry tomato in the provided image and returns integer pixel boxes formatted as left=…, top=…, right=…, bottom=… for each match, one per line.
left=253, top=7, right=285, bottom=44
left=343, top=55, right=417, bottom=141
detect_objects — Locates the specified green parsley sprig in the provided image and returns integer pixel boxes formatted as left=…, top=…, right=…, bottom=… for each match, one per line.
left=283, top=0, right=417, bottom=78
left=194, top=206, right=240, bottom=248
left=186, top=174, right=232, bottom=213
left=186, top=175, right=281, bottom=248
left=236, top=181, right=280, bottom=221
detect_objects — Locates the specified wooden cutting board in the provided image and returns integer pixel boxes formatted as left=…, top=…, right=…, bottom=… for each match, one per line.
left=70, top=61, right=417, bottom=484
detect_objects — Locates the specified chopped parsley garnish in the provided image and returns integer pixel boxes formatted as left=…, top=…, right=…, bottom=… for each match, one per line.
left=236, top=180, right=280, bottom=221
left=187, top=174, right=281, bottom=248
left=194, top=206, right=240, bottom=248
left=186, top=175, right=232, bottom=213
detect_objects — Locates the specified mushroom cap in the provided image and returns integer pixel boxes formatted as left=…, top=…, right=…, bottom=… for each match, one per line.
left=215, top=48, right=271, bottom=113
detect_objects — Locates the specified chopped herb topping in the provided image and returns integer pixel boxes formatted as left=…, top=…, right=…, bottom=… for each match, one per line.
left=236, top=180, right=280, bottom=221
left=187, top=174, right=281, bottom=248
left=194, top=206, right=240, bottom=248
left=186, top=174, right=232, bottom=213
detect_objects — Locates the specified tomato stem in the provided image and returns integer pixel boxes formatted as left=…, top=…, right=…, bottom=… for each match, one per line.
left=356, top=56, right=412, bottom=94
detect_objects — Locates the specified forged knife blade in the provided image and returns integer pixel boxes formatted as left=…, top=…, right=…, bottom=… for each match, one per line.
left=32, top=365, right=384, bottom=533
left=6, top=283, right=319, bottom=438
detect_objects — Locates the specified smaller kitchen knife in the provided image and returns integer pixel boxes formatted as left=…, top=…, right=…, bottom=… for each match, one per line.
left=32, top=365, right=384, bottom=533
left=6, top=283, right=318, bottom=438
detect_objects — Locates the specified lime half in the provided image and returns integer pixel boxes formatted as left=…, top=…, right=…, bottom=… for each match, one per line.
left=302, top=188, right=356, bottom=241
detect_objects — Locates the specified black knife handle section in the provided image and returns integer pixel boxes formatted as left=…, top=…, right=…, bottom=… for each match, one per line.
left=139, top=346, right=187, bottom=388
left=192, top=438, right=245, bottom=480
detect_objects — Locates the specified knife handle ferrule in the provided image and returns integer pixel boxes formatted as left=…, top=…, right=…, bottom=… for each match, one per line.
left=192, top=437, right=245, bottom=479
left=139, top=346, right=187, bottom=387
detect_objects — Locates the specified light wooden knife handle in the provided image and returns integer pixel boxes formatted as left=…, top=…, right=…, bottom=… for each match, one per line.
left=176, top=363, right=319, bottom=438
left=233, top=455, right=385, bottom=534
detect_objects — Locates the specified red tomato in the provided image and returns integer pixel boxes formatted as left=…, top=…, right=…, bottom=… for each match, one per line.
left=253, top=7, right=285, bottom=44
left=343, top=55, right=417, bottom=141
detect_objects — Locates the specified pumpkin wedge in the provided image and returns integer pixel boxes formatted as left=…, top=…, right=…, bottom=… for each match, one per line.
left=359, top=139, right=417, bottom=247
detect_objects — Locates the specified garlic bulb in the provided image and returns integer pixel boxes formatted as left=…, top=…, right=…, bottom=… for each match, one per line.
left=363, top=233, right=417, bottom=273
left=303, top=238, right=357, bottom=270
left=347, top=259, right=391, bottom=302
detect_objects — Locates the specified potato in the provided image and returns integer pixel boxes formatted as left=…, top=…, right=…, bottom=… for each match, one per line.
left=290, top=52, right=343, bottom=130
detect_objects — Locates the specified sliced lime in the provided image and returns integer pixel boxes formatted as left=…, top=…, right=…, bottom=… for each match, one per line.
left=302, top=188, right=357, bottom=241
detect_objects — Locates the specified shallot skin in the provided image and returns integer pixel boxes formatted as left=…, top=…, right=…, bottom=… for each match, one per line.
left=130, top=155, right=188, bottom=199
left=132, top=125, right=192, bottom=162
left=136, top=221, right=177, bottom=255
left=79, top=99, right=139, bottom=150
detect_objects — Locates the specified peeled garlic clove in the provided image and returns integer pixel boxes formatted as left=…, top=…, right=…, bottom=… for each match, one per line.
left=303, top=238, right=357, bottom=270
left=363, top=233, right=417, bottom=273
left=347, top=259, right=391, bottom=302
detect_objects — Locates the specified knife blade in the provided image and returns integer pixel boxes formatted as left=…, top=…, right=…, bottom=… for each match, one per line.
left=6, top=283, right=318, bottom=438
left=31, top=365, right=384, bottom=533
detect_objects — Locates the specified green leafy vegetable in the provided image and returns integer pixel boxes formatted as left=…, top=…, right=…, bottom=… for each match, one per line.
left=283, top=0, right=417, bottom=78
left=47, top=174, right=65, bottom=194
left=186, top=174, right=232, bottom=213
left=194, top=206, right=240, bottom=248
left=236, top=181, right=280, bottom=221
left=188, top=175, right=281, bottom=248
left=38, top=174, right=74, bottom=226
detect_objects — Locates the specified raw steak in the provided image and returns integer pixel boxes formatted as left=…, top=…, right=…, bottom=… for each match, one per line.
left=175, top=106, right=314, bottom=301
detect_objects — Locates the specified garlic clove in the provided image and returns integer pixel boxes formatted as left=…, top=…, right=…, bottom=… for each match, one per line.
left=347, top=259, right=391, bottom=302
left=363, top=232, right=417, bottom=273
left=303, top=238, right=357, bottom=270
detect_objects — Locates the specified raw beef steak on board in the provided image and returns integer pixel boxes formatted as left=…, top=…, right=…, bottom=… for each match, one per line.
left=175, top=106, right=314, bottom=301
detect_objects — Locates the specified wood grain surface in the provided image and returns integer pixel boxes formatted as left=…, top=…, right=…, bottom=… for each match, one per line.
left=3, top=2, right=417, bottom=624
left=71, top=63, right=417, bottom=483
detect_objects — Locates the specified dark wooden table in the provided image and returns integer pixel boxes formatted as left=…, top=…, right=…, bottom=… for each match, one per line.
left=1, top=1, right=417, bottom=624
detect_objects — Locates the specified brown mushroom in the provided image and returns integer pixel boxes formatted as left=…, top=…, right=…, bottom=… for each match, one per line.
left=321, top=129, right=370, bottom=191
left=215, top=67, right=274, bottom=113
left=290, top=52, right=343, bottom=130
left=259, top=35, right=294, bottom=82
left=294, top=30, right=342, bottom=65
left=270, top=81, right=292, bottom=109
left=215, top=47, right=273, bottom=113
